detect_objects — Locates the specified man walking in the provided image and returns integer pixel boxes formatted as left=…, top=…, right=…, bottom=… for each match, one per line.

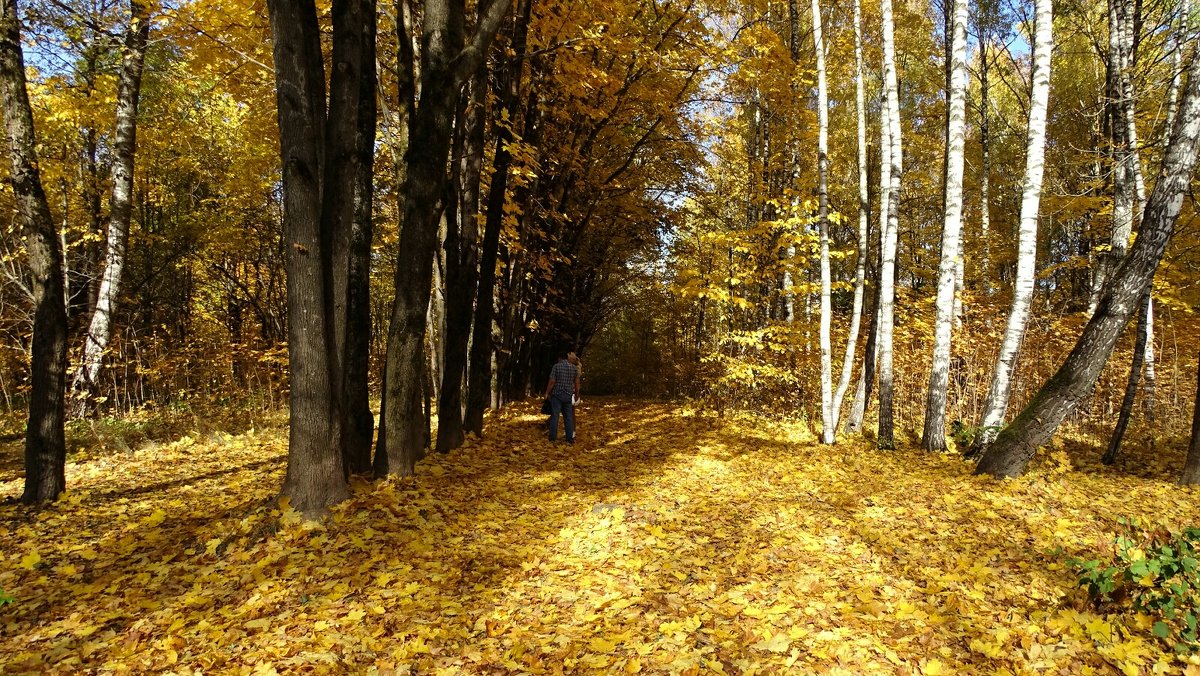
left=543, top=351, right=580, bottom=443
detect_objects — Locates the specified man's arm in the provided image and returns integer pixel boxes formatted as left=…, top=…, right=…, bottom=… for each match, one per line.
left=544, top=375, right=555, bottom=399
left=574, top=369, right=580, bottom=396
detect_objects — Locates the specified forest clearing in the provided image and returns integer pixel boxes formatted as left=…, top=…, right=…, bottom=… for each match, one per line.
left=4, top=399, right=1200, bottom=674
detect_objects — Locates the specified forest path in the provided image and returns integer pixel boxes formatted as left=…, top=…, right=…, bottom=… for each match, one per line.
left=1, top=398, right=1196, bottom=673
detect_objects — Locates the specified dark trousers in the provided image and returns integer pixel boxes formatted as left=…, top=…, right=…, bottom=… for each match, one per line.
left=548, top=393, right=575, bottom=442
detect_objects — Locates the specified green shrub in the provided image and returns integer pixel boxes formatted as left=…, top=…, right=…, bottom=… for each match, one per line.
left=1069, top=518, right=1200, bottom=652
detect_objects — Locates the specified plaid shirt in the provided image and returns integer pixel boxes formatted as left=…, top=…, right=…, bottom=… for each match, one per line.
left=549, top=360, right=578, bottom=399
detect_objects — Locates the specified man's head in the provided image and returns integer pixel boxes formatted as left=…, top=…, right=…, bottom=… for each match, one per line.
left=567, top=351, right=579, bottom=365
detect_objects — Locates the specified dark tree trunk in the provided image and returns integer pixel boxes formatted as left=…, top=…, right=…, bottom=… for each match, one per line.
left=975, top=51, right=1200, bottom=479
left=1, top=0, right=70, bottom=503
left=377, top=0, right=512, bottom=475
left=1180, top=352, right=1200, bottom=484
left=1101, top=292, right=1149, bottom=465
left=465, top=0, right=532, bottom=436
left=268, top=0, right=366, bottom=514
left=342, top=0, right=378, bottom=476
left=435, top=66, right=486, bottom=453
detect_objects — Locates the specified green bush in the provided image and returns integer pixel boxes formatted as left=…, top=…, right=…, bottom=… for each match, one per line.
left=1069, top=518, right=1200, bottom=652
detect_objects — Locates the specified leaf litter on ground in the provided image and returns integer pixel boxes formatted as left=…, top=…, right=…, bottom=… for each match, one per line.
left=3, top=398, right=1200, bottom=674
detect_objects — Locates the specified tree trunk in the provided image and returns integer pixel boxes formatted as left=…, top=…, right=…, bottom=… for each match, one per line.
left=1, top=0, right=70, bottom=504
left=69, top=0, right=150, bottom=418
left=1181, top=352, right=1200, bottom=484
left=343, top=0, right=378, bottom=476
left=268, top=0, right=368, bottom=515
left=877, top=0, right=903, bottom=450
left=812, top=0, right=834, bottom=444
left=976, top=47, right=1200, bottom=478
left=967, top=0, right=1052, bottom=458
left=1101, top=292, right=1149, bottom=464
left=465, top=0, right=532, bottom=437
left=831, top=0, right=870, bottom=435
left=376, top=0, right=512, bottom=476
left=921, top=0, right=968, bottom=452
left=436, top=65, right=487, bottom=454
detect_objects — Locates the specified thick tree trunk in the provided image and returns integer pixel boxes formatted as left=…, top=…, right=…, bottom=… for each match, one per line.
left=831, top=0, right=870, bottom=435
left=436, top=66, right=486, bottom=454
left=877, top=0, right=903, bottom=450
left=922, top=0, right=968, bottom=452
left=343, top=0, right=378, bottom=476
left=812, top=0, right=834, bottom=444
left=1101, top=292, right=1149, bottom=464
left=69, top=0, right=150, bottom=418
left=1181, top=352, right=1200, bottom=484
left=967, top=0, right=1052, bottom=458
left=1, top=0, right=70, bottom=504
left=975, top=48, right=1200, bottom=478
left=377, top=0, right=512, bottom=476
left=268, top=0, right=356, bottom=514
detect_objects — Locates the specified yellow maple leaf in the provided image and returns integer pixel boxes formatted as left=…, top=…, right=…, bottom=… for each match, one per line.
left=19, top=551, right=40, bottom=570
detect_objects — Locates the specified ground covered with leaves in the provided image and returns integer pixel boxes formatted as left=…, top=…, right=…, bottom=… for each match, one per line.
left=3, top=399, right=1200, bottom=674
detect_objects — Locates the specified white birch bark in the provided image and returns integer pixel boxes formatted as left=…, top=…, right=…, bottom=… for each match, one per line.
left=877, top=0, right=903, bottom=449
left=921, top=0, right=968, bottom=452
left=812, top=0, right=834, bottom=443
left=831, top=0, right=870, bottom=434
left=70, top=0, right=149, bottom=415
left=971, top=0, right=1052, bottom=453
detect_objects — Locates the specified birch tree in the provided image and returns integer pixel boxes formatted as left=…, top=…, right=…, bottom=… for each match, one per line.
left=967, top=0, right=1052, bottom=457
left=1, top=0, right=70, bottom=503
left=831, top=0, right=870, bottom=434
left=69, top=0, right=150, bottom=417
left=877, top=0, right=903, bottom=450
left=976, top=42, right=1200, bottom=478
left=812, top=0, right=834, bottom=443
left=921, top=0, right=968, bottom=452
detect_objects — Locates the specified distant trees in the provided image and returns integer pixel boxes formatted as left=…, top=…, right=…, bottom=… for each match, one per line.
left=976, top=41, right=1200, bottom=477
left=6, top=0, right=1200, bottom=509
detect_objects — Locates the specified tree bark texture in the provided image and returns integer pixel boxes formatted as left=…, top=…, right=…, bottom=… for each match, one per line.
left=436, top=65, right=487, bottom=453
left=70, top=0, right=150, bottom=417
left=812, top=0, right=834, bottom=444
left=377, top=0, right=512, bottom=476
left=975, top=46, right=1200, bottom=478
left=1101, top=292, right=1149, bottom=465
left=877, top=0, right=903, bottom=450
left=1, top=0, right=70, bottom=503
left=921, top=0, right=968, bottom=452
left=831, top=0, right=870, bottom=435
left=968, top=0, right=1053, bottom=457
left=343, top=0, right=378, bottom=475
left=268, top=0, right=367, bottom=514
